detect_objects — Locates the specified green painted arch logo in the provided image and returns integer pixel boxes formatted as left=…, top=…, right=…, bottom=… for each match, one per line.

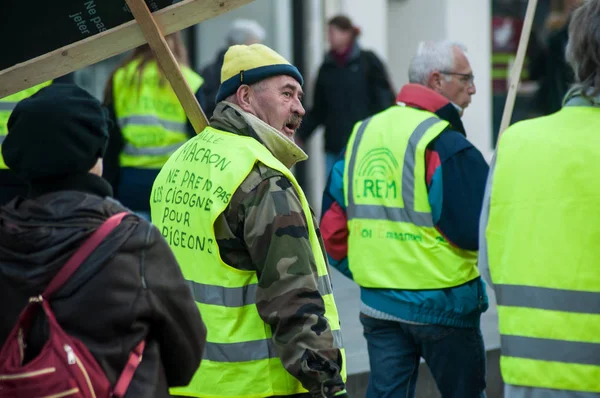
left=356, top=148, right=400, bottom=199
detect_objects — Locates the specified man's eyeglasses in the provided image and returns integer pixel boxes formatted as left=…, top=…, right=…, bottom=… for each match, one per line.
left=440, top=71, right=475, bottom=86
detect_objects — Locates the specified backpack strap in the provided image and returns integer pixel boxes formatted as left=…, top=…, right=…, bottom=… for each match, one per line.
left=112, top=340, right=146, bottom=398
left=42, top=212, right=129, bottom=298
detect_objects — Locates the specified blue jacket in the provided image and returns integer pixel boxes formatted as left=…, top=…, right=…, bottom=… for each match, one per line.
left=320, top=84, right=489, bottom=328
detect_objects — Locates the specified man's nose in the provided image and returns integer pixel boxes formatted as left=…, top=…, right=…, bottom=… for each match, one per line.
left=468, top=82, right=476, bottom=95
left=293, top=98, right=306, bottom=116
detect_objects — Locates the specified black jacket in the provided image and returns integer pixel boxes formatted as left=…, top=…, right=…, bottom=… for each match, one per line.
left=0, top=174, right=206, bottom=397
left=298, top=44, right=395, bottom=154
left=530, top=23, right=574, bottom=115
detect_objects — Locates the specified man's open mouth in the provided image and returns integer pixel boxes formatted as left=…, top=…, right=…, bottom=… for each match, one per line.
left=285, top=122, right=299, bottom=131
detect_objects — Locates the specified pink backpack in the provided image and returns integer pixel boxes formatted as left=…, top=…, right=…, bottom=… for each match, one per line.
left=0, top=212, right=145, bottom=398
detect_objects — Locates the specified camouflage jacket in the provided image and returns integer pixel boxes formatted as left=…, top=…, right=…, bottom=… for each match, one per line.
left=210, top=102, right=345, bottom=398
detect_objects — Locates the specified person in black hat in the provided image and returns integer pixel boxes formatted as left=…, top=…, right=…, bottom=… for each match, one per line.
left=0, top=83, right=206, bottom=398
left=0, top=73, right=75, bottom=205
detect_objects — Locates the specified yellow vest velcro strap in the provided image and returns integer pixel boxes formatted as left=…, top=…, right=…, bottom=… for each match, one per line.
left=122, top=142, right=184, bottom=156
left=187, top=274, right=334, bottom=307
left=495, top=284, right=600, bottom=314
left=502, top=335, right=600, bottom=366
left=204, top=330, right=344, bottom=363
left=0, top=102, right=17, bottom=111
left=118, top=115, right=187, bottom=134
left=506, top=385, right=599, bottom=398
left=346, top=115, right=439, bottom=228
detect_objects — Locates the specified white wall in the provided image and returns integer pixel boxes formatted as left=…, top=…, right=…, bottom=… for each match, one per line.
left=387, top=0, right=493, bottom=160
left=446, top=0, right=493, bottom=159
left=304, top=0, right=328, bottom=212
left=340, top=0, right=389, bottom=60
left=387, top=0, right=447, bottom=91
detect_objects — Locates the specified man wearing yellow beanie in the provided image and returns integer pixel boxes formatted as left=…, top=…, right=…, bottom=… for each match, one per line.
left=151, top=44, right=348, bottom=398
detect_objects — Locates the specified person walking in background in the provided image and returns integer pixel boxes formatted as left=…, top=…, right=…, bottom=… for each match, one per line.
left=0, top=84, right=206, bottom=397
left=0, top=74, right=75, bottom=205
left=530, top=0, right=583, bottom=115
left=103, top=32, right=204, bottom=220
left=297, top=15, right=395, bottom=177
left=480, top=1, right=600, bottom=396
left=151, top=44, right=347, bottom=398
left=200, top=19, right=266, bottom=119
left=321, top=41, right=489, bottom=398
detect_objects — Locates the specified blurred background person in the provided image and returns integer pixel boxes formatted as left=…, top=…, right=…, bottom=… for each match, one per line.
left=297, top=15, right=396, bottom=177
left=200, top=19, right=266, bottom=119
left=530, top=0, right=583, bottom=116
left=103, top=32, right=204, bottom=220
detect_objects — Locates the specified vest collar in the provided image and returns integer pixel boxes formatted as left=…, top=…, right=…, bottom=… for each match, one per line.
left=563, top=87, right=600, bottom=108
left=210, top=102, right=308, bottom=169
left=396, top=84, right=467, bottom=135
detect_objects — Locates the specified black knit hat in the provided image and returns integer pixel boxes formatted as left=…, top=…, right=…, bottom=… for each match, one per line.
left=2, top=83, right=109, bottom=182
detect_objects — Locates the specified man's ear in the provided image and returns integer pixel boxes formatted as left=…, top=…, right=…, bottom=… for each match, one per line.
left=429, top=71, right=444, bottom=93
left=236, top=85, right=253, bottom=113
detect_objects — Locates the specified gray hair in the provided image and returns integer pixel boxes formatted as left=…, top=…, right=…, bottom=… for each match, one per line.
left=565, top=0, right=600, bottom=98
left=227, top=19, right=266, bottom=46
left=408, top=41, right=468, bottom=85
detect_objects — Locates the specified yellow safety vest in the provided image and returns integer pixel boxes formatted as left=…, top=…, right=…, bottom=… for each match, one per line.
left=150, top=127, right=346, bottom=397
left=113, top=59, right=203, bottom=169
left=491, top=52, right=530, bottom=81
left=487, top=106, right=600, bottom=393
left=343, top=106, right=479, bottom=290
left=0, top=81, right=52, bottom=169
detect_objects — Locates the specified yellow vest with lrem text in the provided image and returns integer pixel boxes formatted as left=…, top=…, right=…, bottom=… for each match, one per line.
left=113, top=59, right=203, bottom=169
left=0, top=81, right=53, bottom=169
left=487, top=106, right=600, bottom=393
left=343, top=106, right=479, bottom=290
left=150, top=127, right=346, bottom=397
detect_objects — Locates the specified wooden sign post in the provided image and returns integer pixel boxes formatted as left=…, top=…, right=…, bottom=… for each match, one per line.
left=0, top=0, right=254, bottom=123
left=497, top=0, right=539, bottom=141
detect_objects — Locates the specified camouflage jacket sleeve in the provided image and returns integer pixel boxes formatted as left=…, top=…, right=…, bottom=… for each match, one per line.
left=217, top=163, right=345, bottom=398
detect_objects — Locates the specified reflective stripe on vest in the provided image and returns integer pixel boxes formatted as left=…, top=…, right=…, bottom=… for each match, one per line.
left=488, top=106, right=600, bottom=393
left=187, top=274, right=334, bottom=307
left=495, top=284, right=600, bottom=314
left=0, top=102, right=17, bottom=112
left=118, top=115, right=188, bottom=134
left=505, top=385, right=600, bottom=398
left=122, top=142, right=184, bottom=156
left=151, top=127, right=346, bottom=397
left=203, top=329, right=344, bottom=363
left=343, top=106, right=479, bottom=290
left=0, top=81, right=53, bottom=169
left=113, top=60, right=203, bottom=169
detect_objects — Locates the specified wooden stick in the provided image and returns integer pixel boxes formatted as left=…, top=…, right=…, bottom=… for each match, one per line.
left=126, top=0, right=207, bottom=133
left=0, top=0, right=253, bottom=99
left=498, top=0, right=538, bottom=139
